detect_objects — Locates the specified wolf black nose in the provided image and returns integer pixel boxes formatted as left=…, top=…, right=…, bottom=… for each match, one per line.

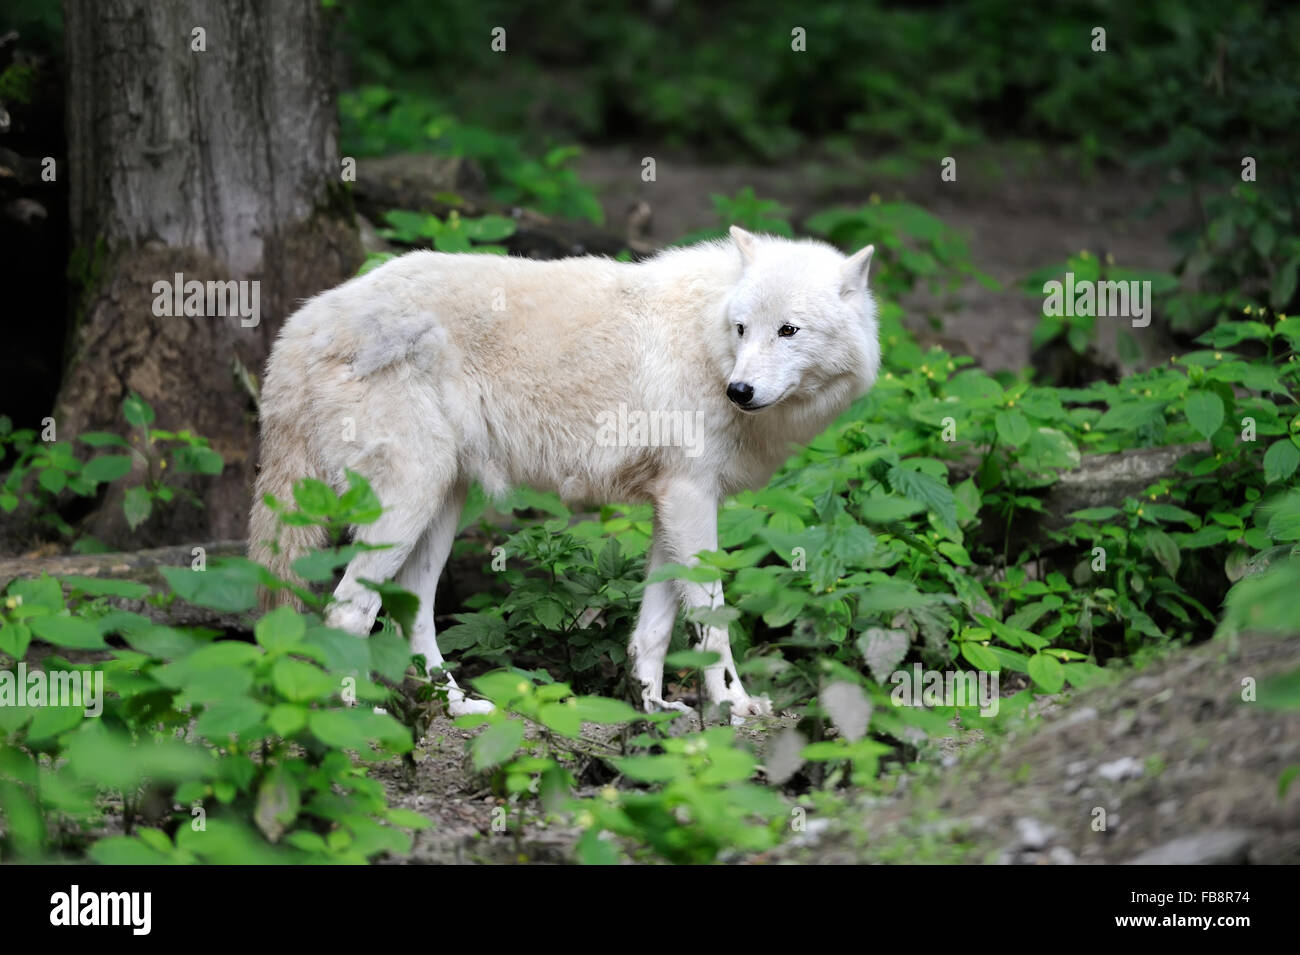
left=727, top=382, right=754, bottom=406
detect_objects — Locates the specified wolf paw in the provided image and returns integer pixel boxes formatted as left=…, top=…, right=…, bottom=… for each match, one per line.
left=448, top=696, right=495, bottom=717
left=643, top=694, right=693, bottom=716
left=724, top=694, right=773, bottom=725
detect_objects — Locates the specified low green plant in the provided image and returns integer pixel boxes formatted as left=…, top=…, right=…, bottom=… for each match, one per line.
left=0, top=394, right=224, bottom=549
left=0, top=474, right=434, bottom=863
left=340, top=85, right=603, bottom=224
left=376, top=208, right=517, bottom=254
left=452, top=670, right=787, bottom=864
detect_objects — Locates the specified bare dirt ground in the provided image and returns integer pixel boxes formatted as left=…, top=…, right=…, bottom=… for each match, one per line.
left=777, top=632, right=1300, bottom=865
left=378, top=632, right=1300, bottom=865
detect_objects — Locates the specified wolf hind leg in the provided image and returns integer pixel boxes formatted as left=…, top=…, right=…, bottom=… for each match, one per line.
left=396, top=484, right=493, bottom=717
left=324, top=443, right=454, bottom=638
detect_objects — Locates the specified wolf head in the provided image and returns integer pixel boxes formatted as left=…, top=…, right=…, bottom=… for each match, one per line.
left=722, top=225, right=880, bottom=414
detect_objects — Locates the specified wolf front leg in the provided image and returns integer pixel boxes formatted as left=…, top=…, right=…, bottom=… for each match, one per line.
left=628, top=534, right=692, bottom=714
left=656, top=480, right=772, bottom=722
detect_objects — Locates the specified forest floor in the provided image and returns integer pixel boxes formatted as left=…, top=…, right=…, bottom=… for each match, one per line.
left=376, top=631, right=1300, bottom=865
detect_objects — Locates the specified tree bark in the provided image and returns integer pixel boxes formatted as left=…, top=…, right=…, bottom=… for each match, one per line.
left=57, top=0, right=361, bottom=548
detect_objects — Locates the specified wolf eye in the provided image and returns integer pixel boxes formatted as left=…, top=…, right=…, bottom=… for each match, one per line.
left=778, top=324, right=799, bottom=338
left=736, top=323, right=745, bottom=337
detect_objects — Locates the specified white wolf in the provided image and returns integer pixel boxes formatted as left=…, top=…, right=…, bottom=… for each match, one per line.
left=249, top=226, right=879, bottom=718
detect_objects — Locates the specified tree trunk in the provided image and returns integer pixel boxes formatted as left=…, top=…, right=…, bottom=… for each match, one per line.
left=57, top=0, right=361, bottom=548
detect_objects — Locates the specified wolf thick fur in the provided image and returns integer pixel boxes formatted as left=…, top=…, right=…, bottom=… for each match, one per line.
left=250, top=227, right=880, bottom=718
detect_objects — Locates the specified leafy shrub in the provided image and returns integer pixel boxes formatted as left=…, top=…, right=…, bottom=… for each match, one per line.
left=0, top=475, right=432, bottom=863
left=340, top=86, right=603, bottom=224
left=0, top=394, right=224, bottom=550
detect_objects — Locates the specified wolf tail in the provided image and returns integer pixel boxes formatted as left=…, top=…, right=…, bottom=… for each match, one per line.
left=248, top=414, right=326, bottom=611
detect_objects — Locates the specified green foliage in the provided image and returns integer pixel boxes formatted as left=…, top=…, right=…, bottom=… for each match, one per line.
left=0, top=394, right=224, bottom=549
left=0, top=62, right=36, bottom=105
left=0, top=473, right=429, bottom=863
left=1023, top=251, right=1179, bottom=359
left=452, top=672, right=784, bottom=864
left=807, top=199, right=999, bottom=303
left=340, top=85, right=603, bottom=223
left=1168, top=184, right=1300, bottom=334
left=377, top=208, right=516, bottom=254
left=339, top=0, right=1298, bottom=171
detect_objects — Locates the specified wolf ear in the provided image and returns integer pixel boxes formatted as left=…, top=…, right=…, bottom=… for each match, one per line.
left=730, top=225, right=759, bottom=267
left=840, top=244, right=874, bottom=297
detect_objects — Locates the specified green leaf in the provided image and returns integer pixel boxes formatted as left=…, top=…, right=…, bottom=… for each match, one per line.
left=1144, top=527, right=1181, bottom=577
left=123, top=486, right=152, bottom=529
left=122, top=393, right=156, bottom=428
left=538, top=701, right=582, bottom=737
left=1069, top=507, right=1120, bottom=521
left=887, top=464, right=957, bottom=529
left=1098, top=399, right=1166, bottom=431
left=38, top=468, right=66, bottom=494
left=571, top=696, right=640, bottom=724
left=292, top=544, right=379, bottom=583
left=82, top=454, right=133, bottom=484
left=60, top=575, right=150, bottom=599
left=1258, top=667, right=1300, bottom=710
left=172, top=446, right=224, bottom=475
left=292, top=478, right=337, bottom=517
left=462, top=214, right=517, bottom=241
left=0, top=622, right=32, bottom=658
left=196, top=698, right=267, bottom=739
left=1263, top=439, right=1300, bottom=484
left=1271, top=257, right=1299, bottom=310
left=1185, top=390, right=1224, bottom=439
left=124, top=625, right=207, bottom=659
left=79, top=432, right=129, bottom=448
left=161, top=559, right=264, bottom=612
left=1020, top=428, right=1081, bottom=471
left=386, top=807, right=434, bottom=830
left=304, top=626, right=370, bottom=674
left=306, top=708, right=407, bottom=753
left=471, top=718, right=525, bottom=771
left=960, top=641, right=999, bottom=671
left=255, top=606, right=306, bottom=652
left=268, top=703, right=308, bottom=737
left=9, top=574, right=64, bottom=611
left=338, top=470, right=384, bottom=524
left=359, top=578, right=418, bottom=637
left=88, top=835, right=175, bottom=865
left=613, top=753, right=687, bottom=782
left=664, top=650, right=722, bottom=669
left=25, top=704, right=87, bottom=742
left=994, top=409, right=1032, bottom=446
left=1028, top=652, right=1065, bottom=693
left=29, top=615, right=107, bottom=649
left=368, top=629, right=414, bottom=682
left=271, top=658, right=336, bottom=703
